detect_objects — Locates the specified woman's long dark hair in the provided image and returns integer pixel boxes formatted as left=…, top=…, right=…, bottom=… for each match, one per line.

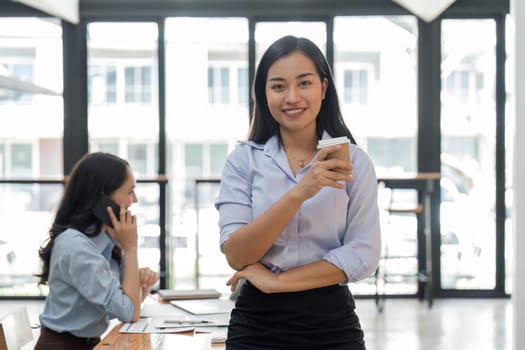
left=36, top=152, right=130, bottom=285
left=248, top=35, right=356, bottom=145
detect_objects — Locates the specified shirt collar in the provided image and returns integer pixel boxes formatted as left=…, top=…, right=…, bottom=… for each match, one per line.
left=240, top=131, right=334, bottom=165
left=90, top=230, right=115, bottom=255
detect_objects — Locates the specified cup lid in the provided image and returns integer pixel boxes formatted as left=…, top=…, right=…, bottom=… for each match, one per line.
left=317, top=136, right=350, bottom=148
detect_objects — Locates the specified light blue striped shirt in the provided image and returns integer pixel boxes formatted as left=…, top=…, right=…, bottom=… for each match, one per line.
left=39, top=228, right=133, bottom=338
left=215, top=132, right=381, bottom=282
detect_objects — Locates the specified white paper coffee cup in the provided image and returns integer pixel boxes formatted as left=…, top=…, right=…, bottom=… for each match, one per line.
left=317, top=137, right=351, bottom=174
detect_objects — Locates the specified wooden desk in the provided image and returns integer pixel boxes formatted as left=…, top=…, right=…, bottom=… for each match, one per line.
left=93, top=324, right=225, bottom=350
left=94, top=294, right=227, bottom=350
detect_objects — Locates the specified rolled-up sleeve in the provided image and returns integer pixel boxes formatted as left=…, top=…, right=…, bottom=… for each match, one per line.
left=323, top=148, right=382, bottom=282
left=215, top=145, right=253, bottom=249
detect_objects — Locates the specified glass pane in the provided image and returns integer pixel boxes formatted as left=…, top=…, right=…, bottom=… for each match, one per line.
left=10, top=144, right=32, bottom=177
left=505, top=14, right=514, bottom=295
left=134, top=183, right=160, bottom=273
left=87, top=22, right=159, bottom=177
left=255, top=22, right=326, bottom=62
left=195, top=182, right=227, bottom=291
left=210, top=143, right=228, bottom=176
left=335, top=16, right=418, bottom=296
left=441, top=19, right=496, bottom=289
left=0, top=144, right=4, bottom=176
left=165, top=18, right=248, bottom=290
left=128, top=143, right=149, bottom=175
left=334, top=16, right=418, bottom=176
left=0, top=18, right=64, bottom=178
left=0, top=183, right=63, bottom=296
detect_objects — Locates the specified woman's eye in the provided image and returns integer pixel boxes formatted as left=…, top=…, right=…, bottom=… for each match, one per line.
left=270, top=84, right=285, bottom=91
left=299, top=80, right=312, bottom=87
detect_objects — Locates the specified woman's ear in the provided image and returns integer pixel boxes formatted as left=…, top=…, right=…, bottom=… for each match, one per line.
left=322, top=78, right=328, bottom=100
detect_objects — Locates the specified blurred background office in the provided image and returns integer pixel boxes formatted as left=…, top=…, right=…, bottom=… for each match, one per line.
left=0, top=0, right=523, bottom=349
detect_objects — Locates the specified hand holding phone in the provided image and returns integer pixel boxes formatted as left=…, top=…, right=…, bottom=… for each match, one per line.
left=92, top=193, right=138, bottom=251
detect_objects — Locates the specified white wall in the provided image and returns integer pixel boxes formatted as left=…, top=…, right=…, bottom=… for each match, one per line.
left=512, top=0, right=525, bottom=349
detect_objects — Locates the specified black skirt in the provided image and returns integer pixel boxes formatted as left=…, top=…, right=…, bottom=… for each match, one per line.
left=226, top=281, right=366, bottom=350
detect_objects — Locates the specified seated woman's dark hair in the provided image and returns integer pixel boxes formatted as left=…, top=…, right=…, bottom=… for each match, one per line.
left=36, top=152, right=130, bottom=285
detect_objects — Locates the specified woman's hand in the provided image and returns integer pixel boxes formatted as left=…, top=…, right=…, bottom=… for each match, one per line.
left=106, top=204, right=141, bottom=321
left=106, top=204, right=138, bottom=252
left=139, top=267, right=159, bottom=300
left=226, top=262, right=278, bottom=294
left=139, top=267, right=159, bottom=291
left=293, top=145, right=354, bottom=200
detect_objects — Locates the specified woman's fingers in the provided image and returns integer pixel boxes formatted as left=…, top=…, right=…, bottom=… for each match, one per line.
left=312, top=144, right=353, bottom=175
left=139, top=268, right=159, bottom=288
left=226, top=273, right=241, bottom=292
left=314, top=144, right=341, bottom=161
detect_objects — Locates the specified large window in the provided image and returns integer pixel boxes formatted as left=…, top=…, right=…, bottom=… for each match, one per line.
left=165, top=17, right=249, bottom=291
left=0, top=17, right=63, bottom=296
left=335, top=16, right=418, bottom=295
left=0, top=2, right=510, bottom=299
left=334, top=16, right=418, bottom=175
left=87, top=23, right=159, bottom=179
left=87, top=22, right=161, bottom=275
left=440, top=19, right=497, bottom=290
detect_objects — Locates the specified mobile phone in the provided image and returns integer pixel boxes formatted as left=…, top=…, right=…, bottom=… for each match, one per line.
left=92, top=193, right=120, bottom=228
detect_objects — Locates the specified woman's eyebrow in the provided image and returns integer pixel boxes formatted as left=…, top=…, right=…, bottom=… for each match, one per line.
left=296, top=72, right=314, bottom=79
left=268, top=72, right=314, bottom=81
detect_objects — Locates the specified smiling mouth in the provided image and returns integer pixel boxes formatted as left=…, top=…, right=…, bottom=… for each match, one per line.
left=283, top=108, right=305, bottom=116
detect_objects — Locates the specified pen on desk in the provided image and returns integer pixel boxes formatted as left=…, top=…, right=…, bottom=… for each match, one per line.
left=164, top=320, right=212, bottom=324
left=142, top=319, right=150, bottom=332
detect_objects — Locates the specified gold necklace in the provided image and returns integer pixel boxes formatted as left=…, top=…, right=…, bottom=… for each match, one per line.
left=287, top=149, right=317, bottom=168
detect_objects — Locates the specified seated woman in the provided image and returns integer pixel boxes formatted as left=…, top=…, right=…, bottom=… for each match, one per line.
left=34, top=152, right=159, bottom=350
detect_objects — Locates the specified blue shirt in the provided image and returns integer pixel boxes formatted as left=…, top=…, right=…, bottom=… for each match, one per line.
left=215, top=133, right=381, bottom=282
left=39, top=228, right=134, bottom=338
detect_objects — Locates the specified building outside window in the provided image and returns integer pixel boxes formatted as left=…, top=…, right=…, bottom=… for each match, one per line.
left=89, top=65, right=117, bottom=104
left=0, top=17, right=63, bottom=296
left=343, top=67, right=369, bottom=105
left=207, top=66, right=230, bottom=105
left=125, top=65, right=151, bottom=103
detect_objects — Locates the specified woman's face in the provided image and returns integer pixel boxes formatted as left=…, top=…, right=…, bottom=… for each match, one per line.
left=265, top=51, right=327, bottom=136
left=109, top=167, right=138, bottom=210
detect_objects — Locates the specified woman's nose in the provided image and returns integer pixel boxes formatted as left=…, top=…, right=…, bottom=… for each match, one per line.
left=285, top=86, right=300, bottom=103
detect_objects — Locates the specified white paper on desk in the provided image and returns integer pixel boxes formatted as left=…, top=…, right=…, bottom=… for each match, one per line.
left=170, top=298, right=234, bottom=315
left=119, top=318, right=193, bottom=334
left=140, top=303, right=189, bottom=318
left=161, top=333, right=213, bottom=349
